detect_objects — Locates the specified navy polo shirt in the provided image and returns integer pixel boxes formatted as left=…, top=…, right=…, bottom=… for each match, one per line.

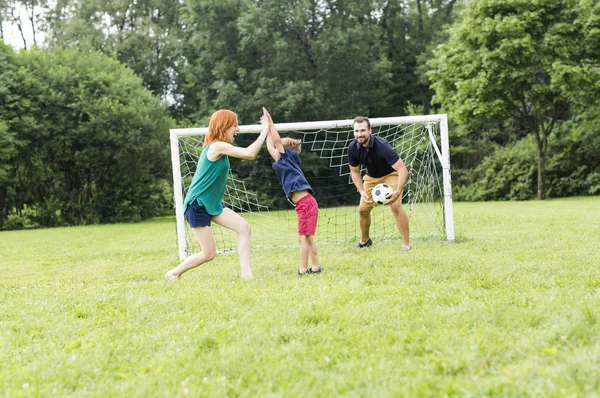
left=348, top=135, right=399, bottom=178
left=272, top=148, right=313, bottom=201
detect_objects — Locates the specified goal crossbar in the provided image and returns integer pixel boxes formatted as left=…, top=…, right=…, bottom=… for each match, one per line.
left=171, top=114, right=448, bottom=136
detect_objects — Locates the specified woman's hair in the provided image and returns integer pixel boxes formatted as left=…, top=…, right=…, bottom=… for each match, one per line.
left=203, top=109, right=238, bottom=147
left=281, top=137, right=302, bottom=153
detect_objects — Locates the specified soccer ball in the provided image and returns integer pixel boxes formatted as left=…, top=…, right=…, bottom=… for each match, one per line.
left=372, top=183, right=393, bottom=205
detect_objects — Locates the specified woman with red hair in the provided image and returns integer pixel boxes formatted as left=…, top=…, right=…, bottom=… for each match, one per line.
left=165, top=108, right=270, bottom=280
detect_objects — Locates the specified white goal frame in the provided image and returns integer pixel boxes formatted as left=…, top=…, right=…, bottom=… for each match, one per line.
left=170, top=114, right=454, bottom=260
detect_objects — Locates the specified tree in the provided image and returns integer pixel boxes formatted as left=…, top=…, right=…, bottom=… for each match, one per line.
left=381, top=0, right=463, bottom=115
left=428, top=0, right=600, bottom=199
left=45, top=0, right=185, bottom=100
left=548, top=0, right=600, bottom=110
left=1, top=47, right=174, bottom=228
left=175, top=0, right=396, bottom=125
left=0, top=42, right=18, bottom=223
left=0, top=0, right=48, bottom=49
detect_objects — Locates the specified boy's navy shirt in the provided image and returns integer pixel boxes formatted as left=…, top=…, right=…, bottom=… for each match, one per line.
left=272, top=148, right=313, bottom=202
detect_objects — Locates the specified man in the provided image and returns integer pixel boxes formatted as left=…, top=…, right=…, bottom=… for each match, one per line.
left=348, top=116, right=412, bottom=251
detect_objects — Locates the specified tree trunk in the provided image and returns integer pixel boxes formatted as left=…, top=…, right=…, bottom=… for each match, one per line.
left=535, top=135, right=545, bottom=200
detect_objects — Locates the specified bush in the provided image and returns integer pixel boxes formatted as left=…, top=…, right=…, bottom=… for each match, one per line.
left=454, top=138, right=536, bottom=201
left=1, top=205, right=37, bottom=230
left=545, top=112, right=600, bottom=198
left=2, top=214, right=31, bottom=230
left=1, top=48, right=175, bottom=227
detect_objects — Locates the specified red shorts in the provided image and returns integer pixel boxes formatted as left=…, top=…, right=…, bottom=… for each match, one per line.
left=295, top=194, right=318, bottom=236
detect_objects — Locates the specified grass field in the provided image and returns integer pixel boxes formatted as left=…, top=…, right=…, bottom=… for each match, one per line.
left=1, top=197, right=600, bottom=397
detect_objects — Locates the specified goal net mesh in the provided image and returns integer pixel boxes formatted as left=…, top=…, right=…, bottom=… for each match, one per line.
left=173, top=118, right=449, bottom=255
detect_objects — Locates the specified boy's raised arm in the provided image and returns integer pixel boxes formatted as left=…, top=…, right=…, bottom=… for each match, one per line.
left=263, top=107, right=284, bottom=161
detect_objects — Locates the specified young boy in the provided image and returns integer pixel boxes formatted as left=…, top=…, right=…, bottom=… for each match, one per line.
left=264, top=111, right=321, bottom=275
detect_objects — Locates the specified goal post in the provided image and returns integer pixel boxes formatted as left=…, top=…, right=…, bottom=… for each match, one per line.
left=170, top=114, right=454, bottom=260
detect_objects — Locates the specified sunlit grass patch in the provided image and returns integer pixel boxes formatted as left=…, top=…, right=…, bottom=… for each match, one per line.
left=1, top=197, right=599, bottom=396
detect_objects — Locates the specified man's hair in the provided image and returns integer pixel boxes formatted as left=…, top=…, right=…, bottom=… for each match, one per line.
left=204, top=109, right=238, bottom=147
left=281, top=137, right=302, bottom=153
left=353, top=116, right=371, bottom=129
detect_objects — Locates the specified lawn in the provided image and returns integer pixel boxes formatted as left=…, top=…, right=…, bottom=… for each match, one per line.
left=1, top=197, right=599, bottom=396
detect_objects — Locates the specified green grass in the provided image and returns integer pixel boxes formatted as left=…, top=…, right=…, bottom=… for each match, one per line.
left=1, top=197, right=600, bottom=397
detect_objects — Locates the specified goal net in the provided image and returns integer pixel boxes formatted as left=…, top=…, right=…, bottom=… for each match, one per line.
left=170, top=114, right=454, bottom=260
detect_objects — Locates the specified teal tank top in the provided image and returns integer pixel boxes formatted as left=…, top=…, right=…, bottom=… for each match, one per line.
left=183, top=143, right=230, bottom=215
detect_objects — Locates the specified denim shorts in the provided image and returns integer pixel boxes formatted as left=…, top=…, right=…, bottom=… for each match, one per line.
left=184, top=201, right=212, bottom=227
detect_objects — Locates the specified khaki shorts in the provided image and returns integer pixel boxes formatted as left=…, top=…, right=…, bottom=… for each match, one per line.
left=361, top=172, right=399, bottom=208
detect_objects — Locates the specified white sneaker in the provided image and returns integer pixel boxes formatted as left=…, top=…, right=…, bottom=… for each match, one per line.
left=401, top=246, right=412, bottom=252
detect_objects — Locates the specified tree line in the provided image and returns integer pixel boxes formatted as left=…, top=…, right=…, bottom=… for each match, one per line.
left=0, top=0, right=599, bottom=229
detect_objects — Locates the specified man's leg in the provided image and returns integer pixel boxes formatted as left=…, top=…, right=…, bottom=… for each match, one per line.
left=390, top=202, right=410, bottom=248
left=358, top=205, right=372, bottom=244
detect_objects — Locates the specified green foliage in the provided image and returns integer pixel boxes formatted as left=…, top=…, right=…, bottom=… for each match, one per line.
left=546, top=110, right=600, bottom=197
left=454, top=137, right=536, bottom=201
left=45, top=0, right=184, bottom=99
left=0, top=119, right=16, bottom=183
left=384, top=0, right=464, bottom=115
left=453, top=109, right=600, bottom=201
left=176, top=0, right=386, bottom=124
left=3, top=0, right=598, bottom=217
left=429, top=0, right=600, bottom=199
left=174, top=0, right=460, bottom=125
left=0, top=47, right=175, bottom=228
left=430, top=0, right=572, bottom=127
left=2, top=213, right=30, bottom=230
left=547, top=0, right=600, bottom=109
left=42, top=0, right=461, bottom=122
left=0, top=42, right=18, bottom=223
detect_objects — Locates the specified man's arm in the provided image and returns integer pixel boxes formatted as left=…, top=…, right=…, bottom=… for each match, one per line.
left=386, top=158, right=408, bottom=204
left=350, top=164, right=372, bottom=203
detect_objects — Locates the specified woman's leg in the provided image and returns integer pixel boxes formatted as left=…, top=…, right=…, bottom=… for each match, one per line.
left=212, top=208, right=253, bottom=279
left=166, top=226, right=217, bottom=279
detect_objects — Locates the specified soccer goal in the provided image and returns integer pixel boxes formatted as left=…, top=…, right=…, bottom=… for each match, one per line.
left=170, top=114, right=454, bottom=260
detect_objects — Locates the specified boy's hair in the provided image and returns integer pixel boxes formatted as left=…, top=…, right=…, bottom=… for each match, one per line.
left=353, top=116, right=371, bottom=129
left=204, top=109, right=238, bottom=147
left=281, top=137, right=302, bottom=153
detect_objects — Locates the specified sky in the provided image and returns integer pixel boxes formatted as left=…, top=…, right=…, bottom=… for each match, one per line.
left=2, top=6, right=45, bottom=49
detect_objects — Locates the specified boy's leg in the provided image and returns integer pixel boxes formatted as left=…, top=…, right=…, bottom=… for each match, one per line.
left=296, top=194, right=318, bottom=274
left=166, top=226, right=217, bottom=279
left=212, top=207, right=253, bottom=279
left=307, top=235, right=320, bottom=271
left=299, top=235, right=310, bottom=273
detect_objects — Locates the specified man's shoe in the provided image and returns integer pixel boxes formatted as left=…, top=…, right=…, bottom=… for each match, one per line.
left=401, top=245, right=412, bottom=252
left=355, top=238, right=373, bottom=248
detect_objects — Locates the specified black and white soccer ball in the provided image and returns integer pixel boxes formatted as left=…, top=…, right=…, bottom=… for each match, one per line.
left=372, top=183, right=393, bottom=205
